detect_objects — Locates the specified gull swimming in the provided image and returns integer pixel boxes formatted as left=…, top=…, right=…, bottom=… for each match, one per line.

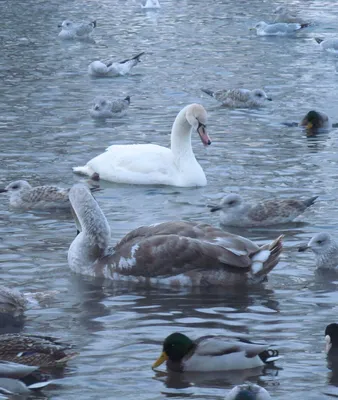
left=88, top=52, right=144, bottom=77
left=201, top=88, right=271, bottom=108
left=298, top=232, right=338, bottom=269
left=273, top=6, right=307, bottom=24
left=90, top=96, right=131, bottom=119
left=141, top=0, right=160, bottom=9
left=251, top=21, right=309, bottom=36
left=315, top=38, right=338, bottom=54
left=58, top=19, right=96, bottom=40
left=210, top=194, right=318, bottom=227
left=73, top=104, right=211, bottom=187
left=68, top=183, right=284, bottom=287
left=226, top=384, right=271, bottom=400
left=0, top=180, right=98, bottom=210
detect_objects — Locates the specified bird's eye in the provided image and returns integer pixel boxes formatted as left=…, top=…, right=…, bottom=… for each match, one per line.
left=257, top=93, right=263, bottom=97
left=12, top=185, right=19, bottom=189
left=317, top=240, right=323, bottom=245
left=228, top=200, right=236, bottom=206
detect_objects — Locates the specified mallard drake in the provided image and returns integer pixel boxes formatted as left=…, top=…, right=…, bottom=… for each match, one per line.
left=210, top=193, right=317, bottom=227
left=298, top=232, right=338, bottom=269
left=0, top=334, right=77, bottom=367
left=152, top=333, right=281, bottom=372
left=68, top=184, right=283, bottom=287
left=226, top=383, right=271, bottom=400
left=299, top=110, right=331, bottom=132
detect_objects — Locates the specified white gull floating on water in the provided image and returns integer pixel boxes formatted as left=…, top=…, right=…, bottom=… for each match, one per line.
left=88, top=52, right=144, bottom=77
left=251, top=21, right=309, bottom=36
left=210, top=193, right=318, bottom=227
left=201, top=88, right=271, bottom=108
left=68, top=183, right=284, bottom=287
left=0, top=180, right=98, bottom=210
left=315, top=37, right=338, bottom=54
left=90, top=96, right=130, bottom=119
left=298, top=232, right=338, bottom=269
left=58, top=19, right=96, bottom=40
left=73, top=103, right=210, bottom=187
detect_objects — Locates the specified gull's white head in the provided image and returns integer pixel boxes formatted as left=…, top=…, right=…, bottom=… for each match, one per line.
left=185, top=104, right=211, bottom=146
left=307, top=232, right=334, bottom=255
left=253, top=21, right=268, bottom=31
left=0, top=180, right=32, bottom=194
left=92, top=97, right=110, bottom=112
left=210, top=194, right=245, bottom=213
left=59, top=20, right=73, bottom=30
left=252, top=89, right=272, bottom=104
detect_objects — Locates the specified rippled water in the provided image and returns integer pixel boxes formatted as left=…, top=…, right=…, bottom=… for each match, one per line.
left=2, top=0, right=338, bottom=398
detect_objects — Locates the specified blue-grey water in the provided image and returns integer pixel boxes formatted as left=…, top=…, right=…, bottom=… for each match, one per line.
left=1, top=0, right=338, bottom=398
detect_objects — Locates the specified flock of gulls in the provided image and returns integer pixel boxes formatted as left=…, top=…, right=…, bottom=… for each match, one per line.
left=2, top=1, right=338, bottom=399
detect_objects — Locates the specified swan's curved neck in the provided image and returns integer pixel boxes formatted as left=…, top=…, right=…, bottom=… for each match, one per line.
left=170, top=107, right=194, bottom=161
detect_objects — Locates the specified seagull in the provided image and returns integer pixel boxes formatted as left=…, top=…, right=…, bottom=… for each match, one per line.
left=210, top=193, right=318, bottom=227
left=201, top=88, right=271, bottom=108
left=251, top=21, right=309, bottom=36
left=273, top=6, right=308, bottom=24
left=58, top=19, right=96, bottom=40
left=315, top=38, right=338, bottom=54
left=90, top=96, right=131, bottom=119
left=0, top=180, right=99, bottom=210
left=88, top=52, right=144, bottom=77
left=298, top=232, right=338, bottom=269
left=226, top=383, right=271, bottom=400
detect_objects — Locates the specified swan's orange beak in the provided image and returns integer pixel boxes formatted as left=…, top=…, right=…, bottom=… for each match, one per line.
left=197, top=123, right=211, bottom=146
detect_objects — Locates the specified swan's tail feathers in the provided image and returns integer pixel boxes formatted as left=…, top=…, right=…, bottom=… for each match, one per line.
left=259, top=349, right=281, bottom=364
left=124, top=95, right=131, bottom=104
left=315, top=37, right=324, bottom=44
left=201, top=88, right=214, bottom=98
left=250, top=235, right=284, bottom=282
left=72, top=165, right=95, bottom=177
left=303, top=195, right=318, bottom=208
left=91, top=20, right=97, bottom=28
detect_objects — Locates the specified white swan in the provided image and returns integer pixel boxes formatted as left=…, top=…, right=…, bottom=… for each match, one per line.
left=73, top=103, right=211, bottom=187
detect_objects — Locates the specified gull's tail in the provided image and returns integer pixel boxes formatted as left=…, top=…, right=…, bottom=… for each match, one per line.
left=120, top=52, right=145, bottom=64
left=300, top=23, right=310, bottom=29
left=315, top=37, right=324, bottom=44
left=124, top=95, right=131, bottom=104
left=303, top=196, right=318, bottom=208
left=201, top=88, right=215, bottom=98
left=91, top=20, right=97, bottom=28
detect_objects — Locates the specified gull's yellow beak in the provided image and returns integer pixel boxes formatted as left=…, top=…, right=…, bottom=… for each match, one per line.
left=249, top=27, right=256, bottom=31
left=307, top=122, right=313, bottom=130
left=152, top=351, right=168, bottom=370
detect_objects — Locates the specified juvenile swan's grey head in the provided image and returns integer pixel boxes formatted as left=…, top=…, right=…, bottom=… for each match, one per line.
left=252, top=89, right=272, bottom=103
left=68, top=184, right=111, bottom=274
left=0, top=180, right=32, bottom=194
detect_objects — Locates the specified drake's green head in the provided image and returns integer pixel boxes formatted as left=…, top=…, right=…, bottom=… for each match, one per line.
left=303, top=110, right=322, bottom=129
left=152, top=333, right=194, bottom=369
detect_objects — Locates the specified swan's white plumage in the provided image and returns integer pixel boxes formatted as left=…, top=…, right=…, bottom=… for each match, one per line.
left=73, top=104, right=210, bottom=187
